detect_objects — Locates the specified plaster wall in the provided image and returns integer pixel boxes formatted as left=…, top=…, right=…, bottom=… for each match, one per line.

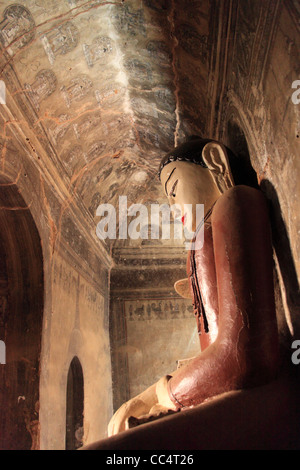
left=40, top=253, right=112, bottom=449
left=0, top=97, right=113, bottom=449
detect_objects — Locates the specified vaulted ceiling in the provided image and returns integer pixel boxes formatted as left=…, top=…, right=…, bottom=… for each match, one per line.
left=0, top=0, right=217, bottom=253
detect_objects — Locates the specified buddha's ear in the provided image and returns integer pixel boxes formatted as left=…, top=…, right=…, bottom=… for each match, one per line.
left=202, top=142, right=235, bottom=193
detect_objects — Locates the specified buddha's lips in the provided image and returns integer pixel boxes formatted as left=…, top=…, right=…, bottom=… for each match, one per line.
left=182, top=214, right=186, bottom=224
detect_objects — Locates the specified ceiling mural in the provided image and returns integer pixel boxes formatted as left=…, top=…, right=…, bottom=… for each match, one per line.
left=0, top=0, right=213, bottom=253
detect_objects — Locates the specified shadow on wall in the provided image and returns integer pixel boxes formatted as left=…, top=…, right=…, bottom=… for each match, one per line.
left=261, top=179, right=300, bottom=343
left=226, top=120, right=259, bottom=189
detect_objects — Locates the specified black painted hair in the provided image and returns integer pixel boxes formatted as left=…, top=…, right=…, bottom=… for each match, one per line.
left=158, top=135, right=259, bottom=188
left=158, top=136, right=212, bottom=178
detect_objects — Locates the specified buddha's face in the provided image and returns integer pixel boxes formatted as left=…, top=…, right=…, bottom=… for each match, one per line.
left=160, top=161, right=221, bottom=232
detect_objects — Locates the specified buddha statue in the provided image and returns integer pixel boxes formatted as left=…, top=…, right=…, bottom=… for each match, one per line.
left=106, top=137, right=280, bottom=437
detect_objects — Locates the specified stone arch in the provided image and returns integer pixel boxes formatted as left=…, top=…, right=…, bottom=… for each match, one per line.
left=0, top=177, right=44, bottom=450
left=65, top=356, right=84, bottom=450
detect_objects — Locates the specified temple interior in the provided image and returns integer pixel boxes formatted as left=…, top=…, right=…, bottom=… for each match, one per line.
left=0, top=0, right=299, bottom=450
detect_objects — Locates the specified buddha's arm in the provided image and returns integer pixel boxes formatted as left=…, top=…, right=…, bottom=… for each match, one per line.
left=166, top=185, right=279, bottom=409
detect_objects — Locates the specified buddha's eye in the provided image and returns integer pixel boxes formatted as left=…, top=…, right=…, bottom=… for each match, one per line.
left=169, top=179, right=178, bottom=198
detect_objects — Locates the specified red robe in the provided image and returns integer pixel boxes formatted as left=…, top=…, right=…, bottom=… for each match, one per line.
left=168, top=185, right=279, bottom=408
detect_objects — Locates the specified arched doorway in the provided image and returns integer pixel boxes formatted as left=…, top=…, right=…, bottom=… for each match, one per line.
left=0, top=179, right=44, bottom=450
left=66, top=356, right=84, bottom=450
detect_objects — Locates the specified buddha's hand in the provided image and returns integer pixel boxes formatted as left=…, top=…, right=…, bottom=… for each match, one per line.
left=108, top=396, right=151, bottom=436
left=108, top=376, right=177, bottom=437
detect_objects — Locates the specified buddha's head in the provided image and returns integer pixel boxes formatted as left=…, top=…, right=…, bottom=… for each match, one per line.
left=159, top=137, right=235, bottom=232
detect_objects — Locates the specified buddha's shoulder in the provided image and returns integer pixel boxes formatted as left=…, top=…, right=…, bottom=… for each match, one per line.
left=214, top=185, right=266, bottom=214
